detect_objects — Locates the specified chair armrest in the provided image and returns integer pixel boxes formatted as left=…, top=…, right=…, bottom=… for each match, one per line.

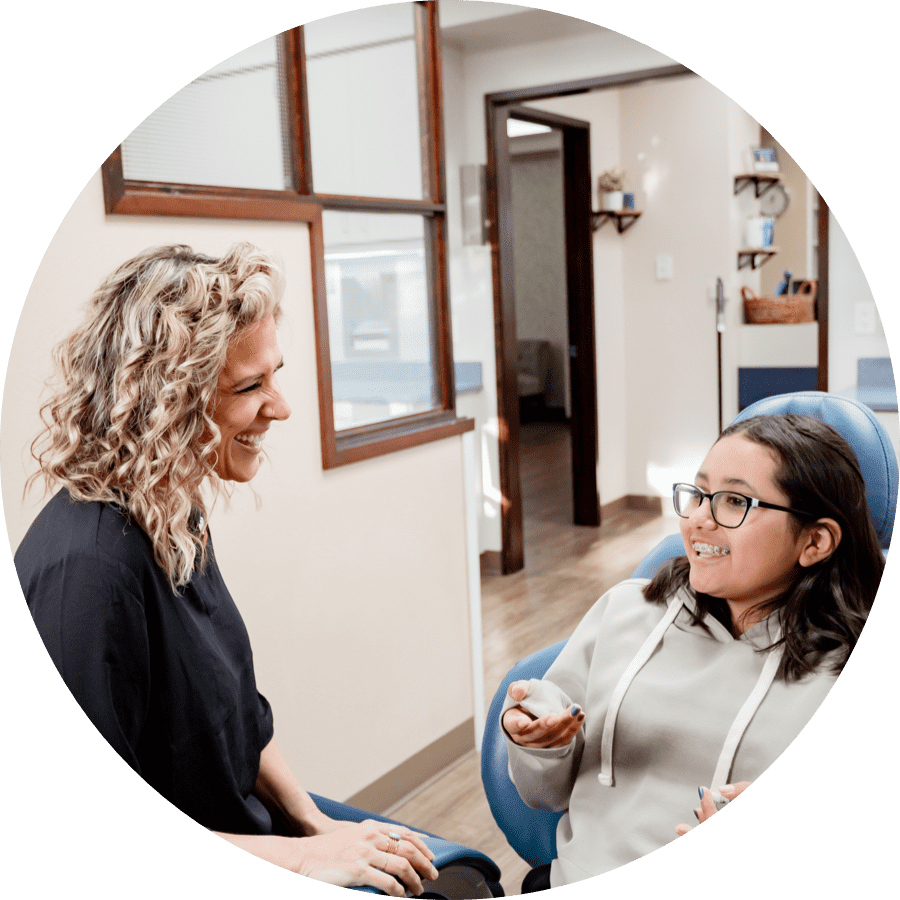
left=480, top=643, right=567, bottom=869
left=308, top=794, right=501, bottom=892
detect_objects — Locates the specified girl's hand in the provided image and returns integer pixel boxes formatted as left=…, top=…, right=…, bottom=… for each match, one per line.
left=674, top=782, right=751, bottom=836
left=502, top=680, right=584, bottom=749
left=296, top=821, right=439, bottom=897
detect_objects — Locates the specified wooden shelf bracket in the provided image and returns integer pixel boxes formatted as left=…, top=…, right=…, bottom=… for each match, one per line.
left=591, top=210, right=642, bottom=233
left=734, top=173, right=782, bottom=199
left=738, top=248, right=779, bottom=270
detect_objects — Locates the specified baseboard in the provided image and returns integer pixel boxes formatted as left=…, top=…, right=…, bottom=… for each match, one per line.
left=599, top=495, right=629, bottom=518
left=601, top=494, right=664, bottom=517
left=344, top=717, right=475, bottom=814
left=626, top=494, right=664, bottom=514
left=480, top=550, right=503, bottom=576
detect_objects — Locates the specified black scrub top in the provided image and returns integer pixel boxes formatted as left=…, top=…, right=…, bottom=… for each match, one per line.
left=15, top=488, right=275, bottom=835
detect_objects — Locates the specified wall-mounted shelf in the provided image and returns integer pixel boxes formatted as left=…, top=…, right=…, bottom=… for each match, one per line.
left=734, top=173, right=782, bottom=198
left=591, top=210, right=642, bottom=233
left=738, top=247, right=779, bottom=270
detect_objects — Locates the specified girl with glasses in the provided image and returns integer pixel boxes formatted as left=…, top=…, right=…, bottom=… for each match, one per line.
left=501, top=413, right=885, bottom=889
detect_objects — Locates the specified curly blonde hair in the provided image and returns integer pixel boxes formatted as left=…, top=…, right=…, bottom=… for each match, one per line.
left=28, top=242, right=284, bottom=589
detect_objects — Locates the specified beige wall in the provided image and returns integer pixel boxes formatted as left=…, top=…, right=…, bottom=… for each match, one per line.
left=1, top=172, right=476, bottom=802
left=620, top=76, right=734, bottom=491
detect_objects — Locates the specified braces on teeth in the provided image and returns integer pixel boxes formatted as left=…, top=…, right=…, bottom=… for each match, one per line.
left=693, top=542, right=729, bottom=556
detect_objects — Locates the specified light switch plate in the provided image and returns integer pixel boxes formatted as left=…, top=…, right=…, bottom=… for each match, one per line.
left=656, top=255, right=673, bottom=280
left=854, top=302, right=877, bottom=335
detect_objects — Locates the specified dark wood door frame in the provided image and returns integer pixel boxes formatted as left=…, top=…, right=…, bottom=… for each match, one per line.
left=816, top=193, right=830, bottom=391
left=485, top=64, right=830, bottom=575
left=486, top=102, right=598, bottom=574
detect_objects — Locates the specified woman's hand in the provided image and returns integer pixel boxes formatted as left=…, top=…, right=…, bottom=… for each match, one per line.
left=674, top=782, right=751, bottom=836
left=219, top=822, right=439, bottom=897
left=502, top=680, right=584, bottom=749
left=244, top=737, right=438, bottom=893
left=294, top=821, right=439, bottom=896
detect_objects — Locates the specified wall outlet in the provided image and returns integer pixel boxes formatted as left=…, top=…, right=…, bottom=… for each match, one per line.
left=656, top=255, right=673, bottom=280
left=854, top=302, right=877, bottom=335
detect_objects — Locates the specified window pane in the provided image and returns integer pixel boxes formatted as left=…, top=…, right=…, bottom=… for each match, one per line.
left=121, top=36, right=293, bottom=190
left=305, top=5, right=425, bottom=199
left=323, top=211, right=437, bottom=430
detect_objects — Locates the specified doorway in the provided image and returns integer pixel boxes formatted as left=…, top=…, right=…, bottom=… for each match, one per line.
left=508, top=122, right=573, bottom=536
left=486, top=103, right=598, bottom=573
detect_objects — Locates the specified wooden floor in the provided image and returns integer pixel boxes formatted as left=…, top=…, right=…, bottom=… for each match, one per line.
left=389, top=422, right=674, bottom=895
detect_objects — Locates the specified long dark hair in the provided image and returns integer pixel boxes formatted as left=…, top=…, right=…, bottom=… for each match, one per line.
left=644, top=414, right=885, bottom=681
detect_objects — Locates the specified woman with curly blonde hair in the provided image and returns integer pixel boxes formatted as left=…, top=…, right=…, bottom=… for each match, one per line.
left=15, top=243, right=438, bottom=896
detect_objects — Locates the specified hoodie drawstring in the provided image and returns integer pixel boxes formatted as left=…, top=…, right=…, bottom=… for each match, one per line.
left=597, top=596, right=685, bottom=787
left=597, top=597, right=783, bottom=790
left=710, top=643, right=783, bottom=789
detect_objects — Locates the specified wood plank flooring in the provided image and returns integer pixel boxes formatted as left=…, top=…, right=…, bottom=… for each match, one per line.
left=388, top=422, right=675, bottom=895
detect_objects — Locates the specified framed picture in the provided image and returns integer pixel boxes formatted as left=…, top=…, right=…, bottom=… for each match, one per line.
left=751, top=146, right=779, bottom=173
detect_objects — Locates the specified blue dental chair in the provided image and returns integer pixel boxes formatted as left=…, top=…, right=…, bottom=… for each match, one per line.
left=481, top=391, right=898, bottom=889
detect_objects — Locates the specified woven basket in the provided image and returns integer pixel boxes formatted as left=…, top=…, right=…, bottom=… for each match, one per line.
left=742, top=282, right=816, bottom=324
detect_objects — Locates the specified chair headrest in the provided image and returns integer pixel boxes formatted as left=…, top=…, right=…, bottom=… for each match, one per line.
left=731, top=392, right=898, bottom=548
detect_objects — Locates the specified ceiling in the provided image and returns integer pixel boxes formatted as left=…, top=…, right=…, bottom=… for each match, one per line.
left=440, top=5, right=605, bottom=54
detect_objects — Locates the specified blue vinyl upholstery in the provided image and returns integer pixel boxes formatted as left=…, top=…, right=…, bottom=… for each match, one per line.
left=480, top=391, right=898, bottom=872
left=480, top=643, right=567, bottom=869
left=730, top=391, right=897, bottom=548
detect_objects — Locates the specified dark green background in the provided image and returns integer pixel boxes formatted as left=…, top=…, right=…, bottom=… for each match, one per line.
left=0, top=0, right=900, bottom=898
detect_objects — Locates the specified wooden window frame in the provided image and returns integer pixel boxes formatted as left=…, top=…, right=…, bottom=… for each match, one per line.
left=101, top=2, right=472, bottom=469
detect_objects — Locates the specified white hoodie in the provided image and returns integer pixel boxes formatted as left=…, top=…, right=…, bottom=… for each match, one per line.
left=502, top=579, right=838, bottom=886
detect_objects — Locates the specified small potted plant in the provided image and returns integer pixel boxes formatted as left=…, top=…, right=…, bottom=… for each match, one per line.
left=598, top=167, right=626, bottom=211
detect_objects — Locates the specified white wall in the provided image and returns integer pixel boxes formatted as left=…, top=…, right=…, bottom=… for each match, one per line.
left=1, top=172, right=476, bottom=803
left=828, top=210, right=899, bottom=455
left=829, top=211, right=893, bottom=393
left=442, top=40, right=501, bottom=553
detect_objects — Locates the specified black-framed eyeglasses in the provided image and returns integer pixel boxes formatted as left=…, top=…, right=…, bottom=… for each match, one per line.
left=672, top=483, right=814, bottom=529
